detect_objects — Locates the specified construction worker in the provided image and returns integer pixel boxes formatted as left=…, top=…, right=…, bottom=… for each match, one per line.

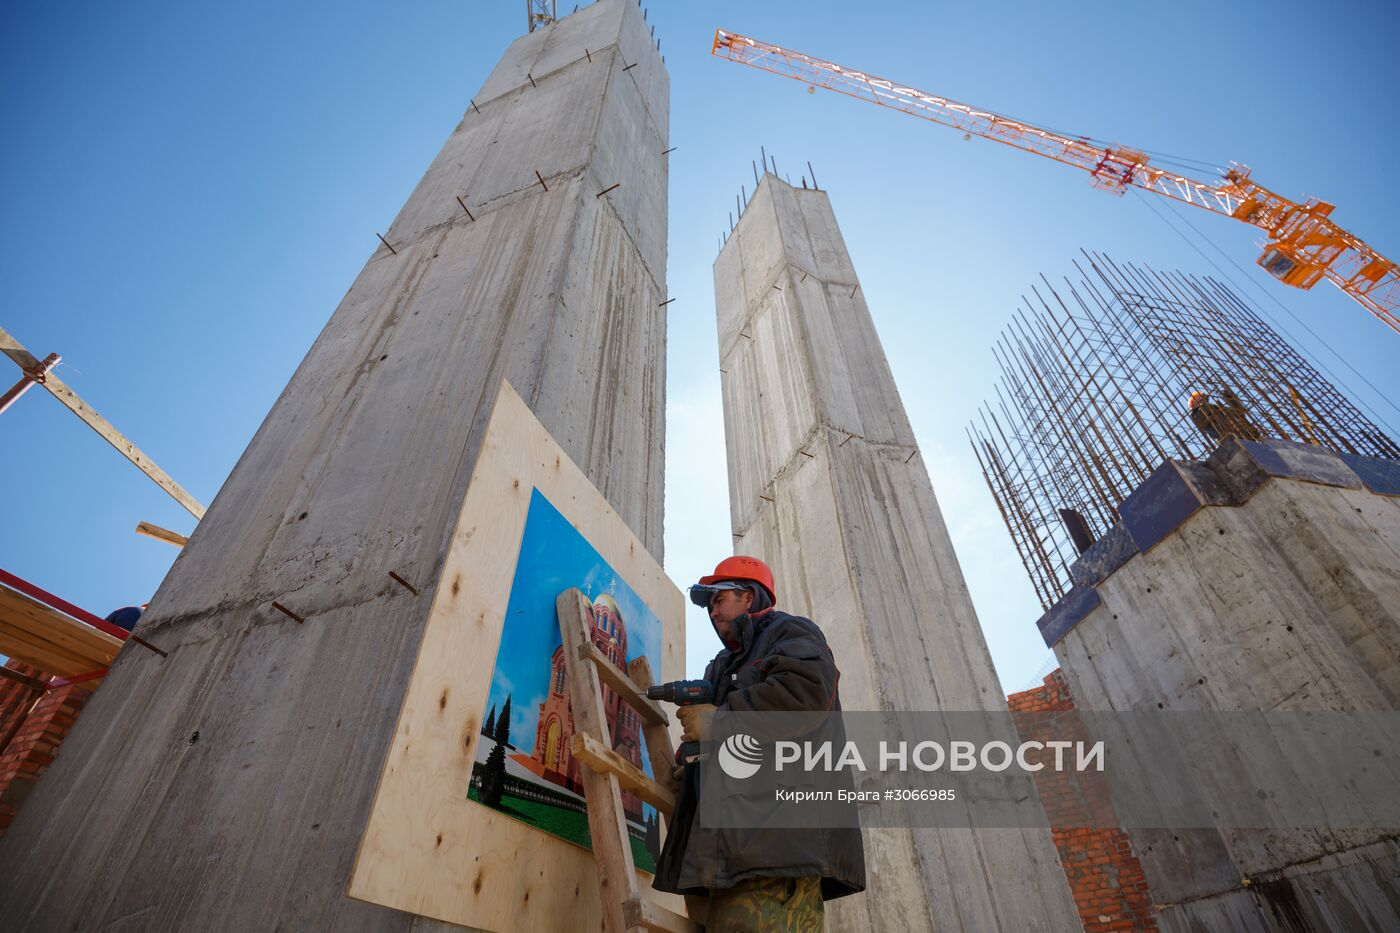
left=1188, top=388, right=1263, bottom=444
left=652, top=556, right=866, bottom=931
left=103, top=603, right=147, bottom=632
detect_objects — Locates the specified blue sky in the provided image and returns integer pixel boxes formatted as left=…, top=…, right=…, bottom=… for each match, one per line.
left=485, top=488, right=663, bottom=755
left=3, top=0, right=1397, bottom=693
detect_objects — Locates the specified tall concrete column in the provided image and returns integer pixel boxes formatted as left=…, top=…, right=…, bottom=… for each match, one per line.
left=714, top=174, right=1078, bottom=930
left=0, top=3, right=666, bottom=929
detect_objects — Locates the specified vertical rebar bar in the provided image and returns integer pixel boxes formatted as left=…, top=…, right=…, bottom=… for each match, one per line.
left=970, top=251, right=1398, bottom=608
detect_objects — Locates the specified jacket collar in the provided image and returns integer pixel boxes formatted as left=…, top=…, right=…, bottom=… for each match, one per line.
left=717, top=606, right=776, bottom=653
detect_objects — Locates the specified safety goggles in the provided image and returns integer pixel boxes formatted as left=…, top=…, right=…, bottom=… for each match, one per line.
left=688, top=581, right=750, bottom=608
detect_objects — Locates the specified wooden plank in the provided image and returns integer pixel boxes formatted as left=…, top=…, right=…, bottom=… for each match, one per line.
left=623, top=895, right=703, bottom=933
left=569, top=731, right=676, bottom=820
left=0, top=324, right=207, bottom=519
left=0, top=569, right=162, bottom=658
left=0, top=588, right=120, bottom=660
left=558, top=588, right=641, bottom=933
left=135, top=521, right=189, bottom=548
left=0, top=600, right=102, bottom=665
left=0, top=568, right=127, bottom=634
left=0, top=616, right=103, bottom=674
left=0, top=587, right=122, bottom=676
left=577, top=640, right=669, bottom=726
left=627, top=656, right=680, bottom=798
left=0, top=585, right=123, bottom=665
left=0, top=621, right=97, bottom=676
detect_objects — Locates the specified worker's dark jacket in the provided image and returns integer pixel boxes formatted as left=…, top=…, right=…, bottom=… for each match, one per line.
left=652, top=609, right=866, bottom=900
left=1191, top=393, right=1263, bottom=443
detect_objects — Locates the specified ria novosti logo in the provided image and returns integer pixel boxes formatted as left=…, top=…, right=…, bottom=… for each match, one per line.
left=715, top=733, right=1105, bottom=779
left=718, top=733, right=764, bottom=779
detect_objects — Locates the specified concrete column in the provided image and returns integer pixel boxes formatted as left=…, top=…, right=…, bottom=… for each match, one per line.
left=713, top=174, right=1078, bottom=931
left=0, top=3, right=666, bottom=929
left=1049, top=442, right=1400, bottom=932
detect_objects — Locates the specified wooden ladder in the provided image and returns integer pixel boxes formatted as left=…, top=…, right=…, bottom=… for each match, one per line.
left=556, top=588, right=702, bottom=933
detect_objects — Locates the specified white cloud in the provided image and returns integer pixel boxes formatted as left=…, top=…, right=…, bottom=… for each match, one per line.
left=510, top=693, right=545, bottom=750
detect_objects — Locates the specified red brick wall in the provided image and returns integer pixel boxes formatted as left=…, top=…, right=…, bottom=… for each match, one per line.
left=0, top=661, right=43, bottom=743
left=0, top=660, right=96, bottom=836
left=1009, top=670, right=1157, bottom=933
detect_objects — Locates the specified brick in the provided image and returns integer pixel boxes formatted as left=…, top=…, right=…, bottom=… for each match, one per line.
left=0, top=662, right=94, bottom=840
left=1011, top=668, right=1158, bottom=932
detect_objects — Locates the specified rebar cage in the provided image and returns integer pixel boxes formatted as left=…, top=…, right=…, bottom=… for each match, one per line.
left=969, top=251, right=1399, bottom=609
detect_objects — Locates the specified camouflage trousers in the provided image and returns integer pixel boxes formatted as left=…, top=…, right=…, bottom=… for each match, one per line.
left=705, top=876, right=824, bottom=932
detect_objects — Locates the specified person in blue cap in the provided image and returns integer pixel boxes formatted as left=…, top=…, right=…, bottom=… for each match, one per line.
left=103, top=603, right=147, bottom=632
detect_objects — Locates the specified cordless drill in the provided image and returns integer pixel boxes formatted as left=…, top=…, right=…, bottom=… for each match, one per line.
left=646, top=679, right=716, bottom=706
left=647, top=679, right=716, bottom=762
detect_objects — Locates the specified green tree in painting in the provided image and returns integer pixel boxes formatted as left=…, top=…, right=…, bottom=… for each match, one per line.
left=496, top=695, right=512, bottom=745
left=479, top=694, right=512, bottom=809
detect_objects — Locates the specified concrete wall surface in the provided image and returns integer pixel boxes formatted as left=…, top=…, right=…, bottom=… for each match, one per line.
left=0, top=3, right=666, bottom=930
left=713, top=174, right=1081, bottom=931
left=1054, top=443, right=1400, bottom=932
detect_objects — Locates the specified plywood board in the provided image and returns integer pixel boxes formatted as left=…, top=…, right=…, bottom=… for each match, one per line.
left=349, top=380, right=686, bottom=930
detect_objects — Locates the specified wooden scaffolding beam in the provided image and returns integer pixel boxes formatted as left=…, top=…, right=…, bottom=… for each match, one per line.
left=0, top=324, right=207, bottom=519
left=556, top=588, right=699, bottom=933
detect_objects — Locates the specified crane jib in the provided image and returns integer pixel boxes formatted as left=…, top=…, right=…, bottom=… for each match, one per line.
left=711, top=28, right=1399, bottom=334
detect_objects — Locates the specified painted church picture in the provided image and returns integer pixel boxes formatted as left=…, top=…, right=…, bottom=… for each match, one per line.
left=470, top=488, right=665, bottom=872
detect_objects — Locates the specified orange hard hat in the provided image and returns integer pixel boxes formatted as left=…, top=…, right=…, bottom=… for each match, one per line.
left=697, top=555, right=776, bottom=603
left=1188, top=391, right=1207, bottom=409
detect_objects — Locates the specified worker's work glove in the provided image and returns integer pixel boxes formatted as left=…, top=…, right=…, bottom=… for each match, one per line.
left=677, top=703, right=717, bottom=743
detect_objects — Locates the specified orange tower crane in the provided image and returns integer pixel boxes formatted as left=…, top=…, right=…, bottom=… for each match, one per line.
left=712, top=30, right=1400, bottom=335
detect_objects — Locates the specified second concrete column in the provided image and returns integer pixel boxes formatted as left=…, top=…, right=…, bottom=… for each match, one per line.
left=713, top=174, right=1079, bottom=931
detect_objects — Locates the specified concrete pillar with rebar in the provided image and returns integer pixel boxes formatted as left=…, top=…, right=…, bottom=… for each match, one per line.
left=713, top=173, right=1079, bottom=930
left=1044, top=438, right=1400, bottom=931
left=0, top=1, right=667, bottom=928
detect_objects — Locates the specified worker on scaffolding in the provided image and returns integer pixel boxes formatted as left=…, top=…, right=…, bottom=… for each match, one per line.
left=652, top=556, right=865, bottom=931
left=103, top=602, right=148, bottom=632
left=1188, top=388, right=1263, bottom=444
